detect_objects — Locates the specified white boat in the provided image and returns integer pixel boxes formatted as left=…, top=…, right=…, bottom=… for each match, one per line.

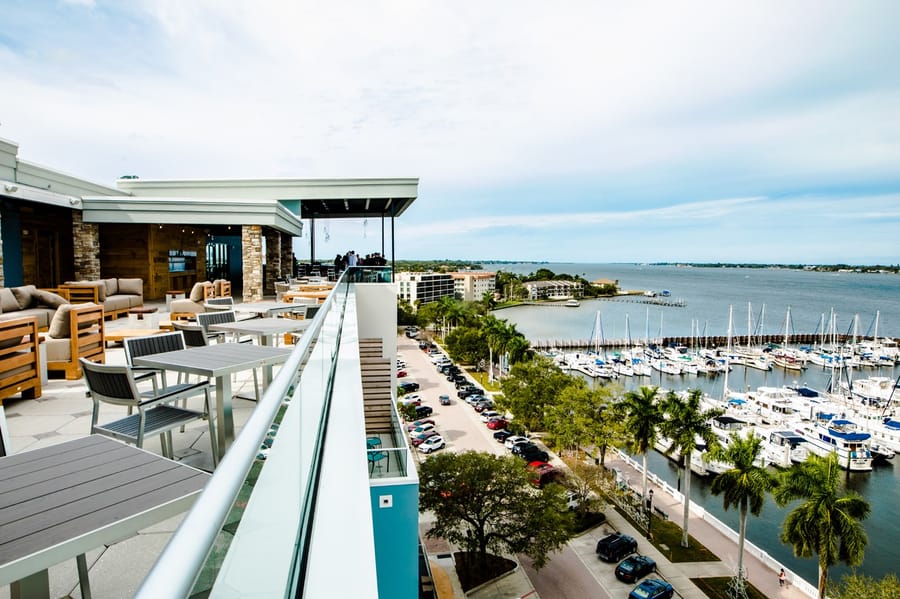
left=846, top=376, right=899, bottom=407
left=701, top=416, right=769, bottom=473
left=796, top=418, right=873, bottom=472
left=565, top=298, right=580, bottom=307
left=764, top=429, right=810, bottom=467
left=651, top=359, right=682, bottom=375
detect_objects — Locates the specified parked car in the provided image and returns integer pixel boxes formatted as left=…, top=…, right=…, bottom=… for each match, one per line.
left=405, top=418, right=435, bottom=431
left=628, top=578, right=674, bottom=599
left=526, top=461, right=563, bottom=488
left=418, top=435, right=446, bottom=454
left=409, top=423, right=435, bottom=438
left=411, top=431, right=440, bottom=446
left=493, top=430, right=514, bottom=442
left=596, top=532, right=638, bottom=563
left=396, top=369, right=408, bottom=378
left=486, top=417, right=508, bottom=430
left=504, top=435, right=529, bottom=450
left=474, top=401, right=494, bottom=413
left=439, top=395, right=451, bottom=406
left=457, top=388, right=476, bottom=399
left=480, top=410, right=500, bottom=423
left=397, top=394, right=421, bottom=407
left=414, top=405, right=433, bottom=418
left=516, top=445, right=549, bottom=463
left=418, top=341, right=429, bottom=350
left=398, top=381, right=420, bottom=393
left=615, top=555, right=657, bottom=584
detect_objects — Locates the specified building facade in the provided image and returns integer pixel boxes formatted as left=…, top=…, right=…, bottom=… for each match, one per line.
left=396, top=272, right=455, bottom=308
left=450, top=271, right=496, bottom=301
left=523, top=279, right=584, bottom=300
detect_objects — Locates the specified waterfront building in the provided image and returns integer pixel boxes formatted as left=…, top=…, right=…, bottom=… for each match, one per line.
left=523, top=279, right=583, bottom=300
left=450, top=270, right=496, bottom=301
left=396, top=271, right=455, bottom=308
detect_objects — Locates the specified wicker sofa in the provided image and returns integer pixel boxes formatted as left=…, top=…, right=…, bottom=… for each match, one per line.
left=59, top=278, right=144, bottom=319
left=0, top=285, right=70, bottom=330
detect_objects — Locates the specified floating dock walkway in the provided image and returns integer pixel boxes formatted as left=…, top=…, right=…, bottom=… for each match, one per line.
left=529, top=333, right=854, bottom=350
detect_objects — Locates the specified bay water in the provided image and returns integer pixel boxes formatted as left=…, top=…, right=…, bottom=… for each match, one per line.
left=494, top=263, right=900, bottom=585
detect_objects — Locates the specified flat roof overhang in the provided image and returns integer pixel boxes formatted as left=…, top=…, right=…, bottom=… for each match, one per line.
left=80, top=196, right=303, bottom=236
left=114, top=177, right=418, bottom=220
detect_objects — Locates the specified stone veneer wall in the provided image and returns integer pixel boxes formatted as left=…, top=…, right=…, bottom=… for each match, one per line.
left=73, top=212, right=100, bottom=280
left=264, top=228, right=281, bottom=296
left=280, top=235, right=293, bottom=279
left=242, top=225, right=263, bottom=302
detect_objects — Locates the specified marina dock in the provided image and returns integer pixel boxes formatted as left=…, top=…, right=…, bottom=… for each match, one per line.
left=529, top=332, right=858, bottom=350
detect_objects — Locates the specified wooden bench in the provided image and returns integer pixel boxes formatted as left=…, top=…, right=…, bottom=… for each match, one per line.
left=0, top=316, right=42, bottom=403
left=44, top=304, right=106, bottom=380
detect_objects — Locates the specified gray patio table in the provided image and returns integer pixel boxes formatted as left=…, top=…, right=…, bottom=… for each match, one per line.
left=133, top=343, right=290, bottom=460
left=208, top=317, right=312, bottom=346
left=0, top=435, right=209, bottom=599
left=231, top=301, right=303, bottom=318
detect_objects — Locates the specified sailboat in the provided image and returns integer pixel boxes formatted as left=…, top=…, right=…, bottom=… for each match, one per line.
left=771, top=306, right=806, bottom=372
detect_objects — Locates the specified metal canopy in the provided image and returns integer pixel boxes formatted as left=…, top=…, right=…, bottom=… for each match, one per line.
left=298, top=196, right=414, bottom=220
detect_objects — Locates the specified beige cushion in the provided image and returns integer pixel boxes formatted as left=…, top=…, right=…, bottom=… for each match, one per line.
left=33, top=289, right=69, bottom=309
left=0, top=288, right=18, bottom=313
left=11, top=286, right=36, bottom=310
left=117, top=278, right=143, bottom=295
left=170, top=298, right=205, bottom=314
left=48, top=303, right=98, bottom=339
left=103, top=278, right=118, bottom=296
left=189, top=282, right=209, bottom=302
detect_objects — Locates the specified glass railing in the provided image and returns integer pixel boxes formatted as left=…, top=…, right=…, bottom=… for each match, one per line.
left=137, top=268, right=371, bottom=597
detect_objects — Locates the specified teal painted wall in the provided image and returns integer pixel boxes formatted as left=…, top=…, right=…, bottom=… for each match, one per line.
left=370, top=481, right=419, bottom=599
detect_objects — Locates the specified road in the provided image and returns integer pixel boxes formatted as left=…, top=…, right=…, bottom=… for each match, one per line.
left=399, top=335, right=615, bottom=599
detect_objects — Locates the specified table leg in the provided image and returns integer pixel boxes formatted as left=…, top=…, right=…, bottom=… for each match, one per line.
left=11, top=569, right=50, bottom=599
left=77, top=553, right=93, bottom=599
left=215, top=375, right=234, bottom=461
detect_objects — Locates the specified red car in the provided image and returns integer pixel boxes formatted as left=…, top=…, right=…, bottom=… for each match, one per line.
left=486, top=417, right=508, bottom=430
left=405, top=418, right=435, bottom=431
left=411, top=431, right=440, bottom=446
left=396, top=369, right=408, bottom=378
left=527, top=461, right=563, bottom=488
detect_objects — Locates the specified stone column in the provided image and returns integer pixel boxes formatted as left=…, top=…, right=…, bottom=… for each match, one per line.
left=280, top=235, right=293, bottom=279
left=73, top=212, right=100, bottom=280
left=242, top=225, right=263, bottom=302
left=264, top=228, right=281, bottom=296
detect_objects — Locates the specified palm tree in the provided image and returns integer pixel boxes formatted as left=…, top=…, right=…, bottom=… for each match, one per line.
left=709, top=432, right=778, bottom=579
left=774, top=452, right=870, bottom=599
left=482, top=315, right=507, bottom=383
left=621, top=386, right=663, bottom=500
left=660, top=388, right=724, bottom=547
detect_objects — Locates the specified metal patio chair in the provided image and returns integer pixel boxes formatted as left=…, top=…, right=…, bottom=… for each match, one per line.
left=80, top=358, right=218, bottom=466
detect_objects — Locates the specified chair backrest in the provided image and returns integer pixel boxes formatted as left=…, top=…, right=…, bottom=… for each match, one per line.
left=206, top=296, right=234, bottom=308
left=80, top=358, right=141, bottom=407
left=124, top=332, right=186, bottom=366
left=305, top=305, right=321, bottom=320
left=196, top=310, right=237, bottom=336
left=172, top=322, right=209, bottom=348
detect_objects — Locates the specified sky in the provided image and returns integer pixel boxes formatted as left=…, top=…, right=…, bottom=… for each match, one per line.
left=2, top=1, right=899, bottom=264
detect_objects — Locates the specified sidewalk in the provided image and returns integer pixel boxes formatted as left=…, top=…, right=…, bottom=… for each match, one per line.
left=603, top=453, right=813, bottom=598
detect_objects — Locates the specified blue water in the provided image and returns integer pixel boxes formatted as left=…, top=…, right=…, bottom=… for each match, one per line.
left=494, top=263, right=900, bottom=585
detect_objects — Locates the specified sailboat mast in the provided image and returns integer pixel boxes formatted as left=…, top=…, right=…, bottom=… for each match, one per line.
left=723, top=304, right=733, bottom=400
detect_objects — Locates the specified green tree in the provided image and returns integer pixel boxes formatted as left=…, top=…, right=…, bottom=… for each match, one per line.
left=774, top=452, right=870, bottom=599
left=416, top=301, right=441, bottom=332
left=660, top=388, right=724, bottom=548
left=445, top=326, right=487, bottom=365
left=547, top=382, right=625, bottom=466
left=482, top=315, right=507, bottom=383
left=419, top=451, right=574, bottom=572
left=498, top=356, right=576, bottom=431
left=397, top=299, right=417, bottom=326
left=830, top=573, right=900, bottom=599
left=709, top=432, right=778, bottom=579
left=621, top=386, right=664, bottom=499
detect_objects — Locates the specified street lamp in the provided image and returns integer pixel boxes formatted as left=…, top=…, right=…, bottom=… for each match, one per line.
left=645, top=489, right=654, bottom=539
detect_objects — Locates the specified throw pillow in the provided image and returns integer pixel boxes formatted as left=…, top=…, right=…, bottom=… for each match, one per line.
left=0, top=288, right=18, bottom=313
left=103, top=278, right=118, bottom=296
left=33, top=289, right=70, bottom=308
left=189, top=282, right=209, bottom=302
left=117, top=278, right=143, bottom=295
left=11, top=285, right=37, bottom=310
left=48, top=303, right=99, bottom=339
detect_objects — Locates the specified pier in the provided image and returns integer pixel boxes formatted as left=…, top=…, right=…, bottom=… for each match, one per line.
left=529, top=332, right=856, bottom=350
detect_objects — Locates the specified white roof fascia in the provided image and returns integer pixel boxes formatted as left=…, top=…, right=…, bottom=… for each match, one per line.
left=15, top=160, right=122, bottom=197
left=81, top=196, right=303, bottom=236
left=115, top=177, right=419, bottom=201
left=0, top=179, right=83, bottom=209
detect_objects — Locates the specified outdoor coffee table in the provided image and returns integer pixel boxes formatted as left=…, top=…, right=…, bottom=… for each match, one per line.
left=104, top=328, right=165, bottom=347
left=208, top=317, right=312, bottom=346
left=133, top=343, right=291, bottom=460
left=0, top=436, right=209, bottom=599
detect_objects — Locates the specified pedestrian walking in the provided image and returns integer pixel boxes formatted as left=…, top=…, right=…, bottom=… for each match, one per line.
left=778, top=568, right=786, bottom=587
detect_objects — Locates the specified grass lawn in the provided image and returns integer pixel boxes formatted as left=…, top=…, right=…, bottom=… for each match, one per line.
left=614, top=507, right=719, bottom=563
left=692, top=576, right=768, bottom=599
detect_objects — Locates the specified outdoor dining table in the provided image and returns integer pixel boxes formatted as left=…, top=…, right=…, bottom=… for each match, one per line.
left=0, top=435, right=209, bottom=598
left=133, top=343, right=291, bottom=461
left=231, top=301, right=305, bottom=318
left=208, top=317, right=312, bottom=346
